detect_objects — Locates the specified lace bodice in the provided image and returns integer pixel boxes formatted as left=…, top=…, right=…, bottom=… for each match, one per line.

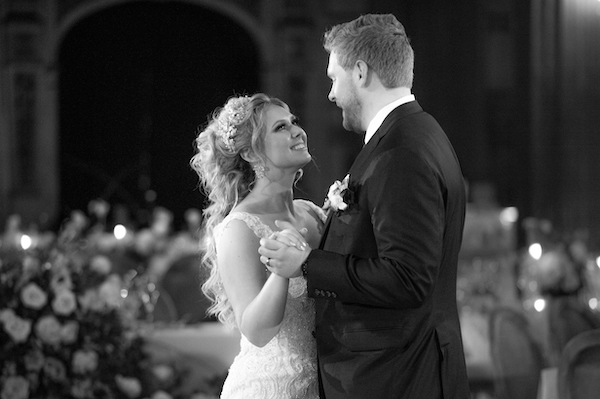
left=216, top=211, right=319, bottom=399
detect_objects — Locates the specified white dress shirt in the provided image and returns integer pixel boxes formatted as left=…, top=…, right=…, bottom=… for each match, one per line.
left=364, top=94, right=416, bottom=145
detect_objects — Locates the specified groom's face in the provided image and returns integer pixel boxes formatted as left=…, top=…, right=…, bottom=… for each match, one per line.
left=327, top=52, right=363, bottom=133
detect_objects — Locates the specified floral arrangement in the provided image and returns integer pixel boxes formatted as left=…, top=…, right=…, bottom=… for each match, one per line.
left=323, top=174, right=354, bottom=213
left=0, top=207, right=223, bottom=399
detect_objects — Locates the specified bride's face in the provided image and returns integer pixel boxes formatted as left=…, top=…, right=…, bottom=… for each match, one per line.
left=262, top=105, right=311, bottom=171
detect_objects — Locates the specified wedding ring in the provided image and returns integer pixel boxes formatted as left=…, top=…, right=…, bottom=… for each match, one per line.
left=266, top=258, right=271, bottom=267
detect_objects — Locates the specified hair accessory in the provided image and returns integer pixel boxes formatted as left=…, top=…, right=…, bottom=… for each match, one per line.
left=217, top=96, right=250, bottom=152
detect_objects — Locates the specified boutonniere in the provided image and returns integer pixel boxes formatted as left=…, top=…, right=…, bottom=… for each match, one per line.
left=323, top=174, right=355, bottom=213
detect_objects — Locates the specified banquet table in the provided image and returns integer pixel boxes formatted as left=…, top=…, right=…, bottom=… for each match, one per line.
left=141, top=321, right=241, bottom=394
left=144, top=322, right=241, bottom=372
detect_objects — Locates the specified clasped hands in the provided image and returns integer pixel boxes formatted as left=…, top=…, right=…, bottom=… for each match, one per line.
left=258, top=220, right=311, bottom=278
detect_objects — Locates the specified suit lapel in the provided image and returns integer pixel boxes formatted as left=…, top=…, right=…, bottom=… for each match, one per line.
left=348, top=101, right=423, bottom=177
left=317, top=133, right=380, bottom=250
left=347, top=130, right=381, bottom=177
left=317, top=101, right=424, bottom=250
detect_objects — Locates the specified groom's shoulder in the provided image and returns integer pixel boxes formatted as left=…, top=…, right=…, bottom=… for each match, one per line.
left=383, top=101, right=433, bottom=132
left=390, top=99, right=423, bottom=117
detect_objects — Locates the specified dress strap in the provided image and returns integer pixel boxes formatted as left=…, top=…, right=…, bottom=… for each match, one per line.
left=216, top=199, right=324, bottom=241
left=216, top=212, right=273, bottom=240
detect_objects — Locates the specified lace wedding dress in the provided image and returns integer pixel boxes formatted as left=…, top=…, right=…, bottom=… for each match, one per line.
left=216, top=211, right=319, bottom=399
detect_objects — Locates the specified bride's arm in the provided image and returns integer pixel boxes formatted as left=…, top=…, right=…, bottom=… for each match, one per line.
left=216, top=219, right=288, bottom=347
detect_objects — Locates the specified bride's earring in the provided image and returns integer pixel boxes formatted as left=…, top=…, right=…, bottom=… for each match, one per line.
left=253, top=163, right=265, bottom=179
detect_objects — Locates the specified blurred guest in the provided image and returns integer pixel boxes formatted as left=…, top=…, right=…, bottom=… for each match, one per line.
left=537, top=245, right=600, bottom=365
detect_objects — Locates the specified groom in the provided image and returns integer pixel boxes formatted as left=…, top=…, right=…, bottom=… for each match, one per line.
left=259, top=13, right=470, bottom=398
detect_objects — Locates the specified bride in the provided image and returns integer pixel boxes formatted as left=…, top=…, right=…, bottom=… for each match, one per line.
left=190, top=93, right=324, bottom=398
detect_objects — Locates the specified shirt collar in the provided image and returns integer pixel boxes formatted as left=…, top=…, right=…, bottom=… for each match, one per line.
left=364, top=94, right=415, bottom=144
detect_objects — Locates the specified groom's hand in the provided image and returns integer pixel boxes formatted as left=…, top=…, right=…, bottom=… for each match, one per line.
left=258, top=220, right=311, bottom=278
left=272, top=220, right=308, bottom=250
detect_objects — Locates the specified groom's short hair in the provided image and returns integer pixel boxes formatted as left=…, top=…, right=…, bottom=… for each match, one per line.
left=323, top=13, right=414, bottom=89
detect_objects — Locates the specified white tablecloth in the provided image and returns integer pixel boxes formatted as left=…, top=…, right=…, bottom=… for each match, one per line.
left=145, top=322, right=240, bottom=373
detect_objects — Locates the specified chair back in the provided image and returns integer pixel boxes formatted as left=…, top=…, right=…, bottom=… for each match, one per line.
left=152, top=288, right=178, bottom=323
left=548, top=296, right=600, bottom=364
left=489, top=307, right=545, bottom=399
left=558, top=328, right=600, bottom=399
left=160, top=253, right=213, bottom=323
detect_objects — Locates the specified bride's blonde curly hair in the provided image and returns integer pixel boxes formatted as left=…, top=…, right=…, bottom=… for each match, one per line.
left=190, top=93, right=291, bottom=326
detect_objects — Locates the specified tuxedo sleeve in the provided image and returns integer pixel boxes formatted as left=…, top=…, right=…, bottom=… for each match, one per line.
left=307, top=147, right=445, bottom=308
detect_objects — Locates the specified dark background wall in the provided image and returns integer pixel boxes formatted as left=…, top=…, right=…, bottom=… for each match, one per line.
left=58, top=2, right=260, bottom=229
left=51, top=0, right=546, bottom=240
left=2, top=0, right=599, bottom=249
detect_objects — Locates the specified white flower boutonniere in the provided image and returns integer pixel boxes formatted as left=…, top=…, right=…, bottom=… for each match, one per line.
left=324, top=174, right=352, bottom=212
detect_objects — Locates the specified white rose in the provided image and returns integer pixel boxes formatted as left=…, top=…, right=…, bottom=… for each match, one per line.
left=90, top=255, right=112, bottom=275
left=152, top=364, right=174, bottom=382
left=0, top=375, right=30, bottom=399
left=43, top=356, right=67, bottom=381
left=51, top=289, right=77, bottom=315
left=70, top=378, right=93, bottom=399
left=2, top=313, right=32, bottom=343
left=20, top=282, right=48, bottom=310
left=134, top=229, right=156, bottom=256
left=60, top=321, right=79, bottom=344
left=78, top=289, right=105, bottom=312
left=99, top=274, right=124, bottom=308
left=0, top=308, right=16, bottom=324
left=50, top=268, right=73, bottom=292
left=115, top=375, right=142, bottom=398
left=24, top=349, right=45, bottom=371
left=151, top=391, right=173, bottom=399
left=35, top=315, right=62, bottom=345
left=325, top=174, right=350, bottom=212
left=72, top=349, right=99, bottom=374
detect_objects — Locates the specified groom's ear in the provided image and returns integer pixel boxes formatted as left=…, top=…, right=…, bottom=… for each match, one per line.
left=354, top=60, right=371, bottom=87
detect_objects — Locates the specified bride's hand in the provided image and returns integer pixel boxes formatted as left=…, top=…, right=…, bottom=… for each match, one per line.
left=269, top=220, right=308, bottom=251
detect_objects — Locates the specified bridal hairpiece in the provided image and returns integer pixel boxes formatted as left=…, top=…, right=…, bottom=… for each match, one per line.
left=217, top=96, right=250, bottom=152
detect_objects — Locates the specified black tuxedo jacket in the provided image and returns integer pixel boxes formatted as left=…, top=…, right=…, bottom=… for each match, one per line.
left=306, top=101, right=470, bottom=398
